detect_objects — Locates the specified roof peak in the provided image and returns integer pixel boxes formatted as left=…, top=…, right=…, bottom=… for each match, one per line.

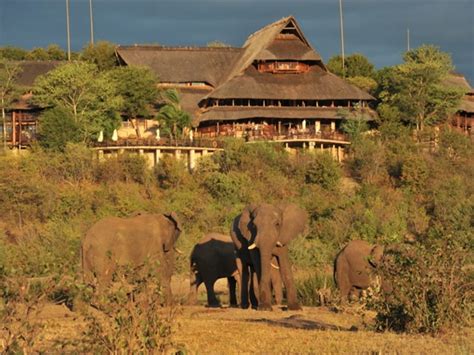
left=246, top=16, right=295, bottom=43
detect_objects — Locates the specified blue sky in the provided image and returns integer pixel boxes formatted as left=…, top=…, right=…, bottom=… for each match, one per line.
left=1, top=0, right=473, bottom=83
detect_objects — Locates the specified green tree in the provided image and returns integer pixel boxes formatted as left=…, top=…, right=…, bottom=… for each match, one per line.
left=81, top=41, right=118, bottom=71
left=156, top=89, right=191, bottom=141
left=32, top=62, right=122, bottom=143
left=378, top=45, right=463, bottom=133
left=46, top=44, right=66, bottom=60
left=106, top=66, right=158, bottom=118
left=0, top=60, right=22, bottom=149
left=26, top=47, right=49, bottom=60
left=0, top=46, right=28, bottom=60
left=327, top=53, right=375, bottom=78
left=37, top=106, right=82, bottom=151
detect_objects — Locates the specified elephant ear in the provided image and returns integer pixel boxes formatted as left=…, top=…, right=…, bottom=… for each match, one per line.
left=238, top=205, right=256, bottom=241
left=277, top=204, right=308, bottom=246
left=164, top=212, right=183, bottom=232
left=369, top=245, right=384, bottom=267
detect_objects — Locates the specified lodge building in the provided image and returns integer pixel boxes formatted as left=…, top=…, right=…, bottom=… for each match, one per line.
left=115, top=16, right=377, bottom=161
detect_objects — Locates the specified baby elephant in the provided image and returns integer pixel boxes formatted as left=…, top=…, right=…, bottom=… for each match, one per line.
left=188, top=233, right=240, bottom=308
left=334, top=239, right=389, bottom=302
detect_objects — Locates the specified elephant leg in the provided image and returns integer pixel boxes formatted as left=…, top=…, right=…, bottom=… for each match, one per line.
left=227, top=276, right=238, bottom=307
left=249, top=269, right=259, bottom=309
left=204, top=279, right=220, bottom=308
left=270, top=263, right=283, bottom=305
left=160, top=251, right=174, bottom=305
left=335, top=258, right=351, bottom=303
left=188, top=271, right=202, bottom=305
left=277, top=249, right=301, bottom=310
left=240, top=264, right=250, bottom=309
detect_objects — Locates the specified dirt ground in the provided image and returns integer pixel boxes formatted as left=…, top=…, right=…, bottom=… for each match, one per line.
left=21, top=276, right=472, bottom=354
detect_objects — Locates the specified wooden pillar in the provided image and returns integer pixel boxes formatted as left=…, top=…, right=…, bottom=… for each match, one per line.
left=189, top=149, right=196, bottom=170
left=337, top=146, right=342, bottom=162
left=330, top=121, right=336, bottom=132
left=175, top=149, right=181, bottom=160
left=155, top=149, right=161, bottom=164
left=98, top=149, right=104, bottom=161
left=138, top=149, right=144, bottom=155
left=320, top=143, right=324, bottom=151
left=309, top=141, right=315, bottom=151
left=315, top=120, right=321, bottom=133
left=331, top=145, right=336, bottom=159
left=12, top=111, right=16, bottom=146
left=18, top=112, right=22, bottom=147
left=202, top=149, right=208, bottom=157
left=278, top=121, right=282, bottom=135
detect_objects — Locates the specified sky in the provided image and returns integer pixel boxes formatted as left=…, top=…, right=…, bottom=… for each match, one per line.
left=0, top=0, right=473, bottom=83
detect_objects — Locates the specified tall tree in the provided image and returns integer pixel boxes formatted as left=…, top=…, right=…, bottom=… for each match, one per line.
left=0, top=60, right=22, bottom=149
left=327, top=53, right=375, bottom=78
left=32, top=62, right=122, bottom=144
left=378, top=45, right=463, bottom=133
left=81, top=41, right=118, bottom=71
left=156, top=89, right=191, bottom=141
left=106, top=66, right=159, bottom=118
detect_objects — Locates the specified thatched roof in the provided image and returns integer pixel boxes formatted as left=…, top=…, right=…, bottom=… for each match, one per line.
left=117, top=16, right=376, bottom=124
left=444, top=73, right=474, bottom=114
left=14, top=61, right=64, bottom=87
left=116, top=46, right=241, bottom=87
left=205, top=65, right=373, bottom=101
left=196, top=106, right=377, bottom=124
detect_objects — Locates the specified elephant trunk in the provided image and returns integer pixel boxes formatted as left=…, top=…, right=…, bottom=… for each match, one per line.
left=258, top=248, right=273, bottom=311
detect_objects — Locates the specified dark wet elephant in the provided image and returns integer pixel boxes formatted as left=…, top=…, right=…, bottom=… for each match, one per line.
left=231, top=203, right=308, bottom=311
left=188, top=233, right=240, bottom=308
left=334, top=239, right=391, bottom=302
left=81, top=212, right=182, bottom=303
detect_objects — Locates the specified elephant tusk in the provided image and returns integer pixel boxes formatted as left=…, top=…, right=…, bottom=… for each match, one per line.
left=174, top=247, right=183, bottom=254
left=248, top=243, right=257, bottom=250
left=270, top=262, right=280, bottom=270
left=276, top=241, right=283, bottom=247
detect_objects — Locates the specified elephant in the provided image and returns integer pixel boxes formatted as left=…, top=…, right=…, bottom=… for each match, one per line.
left=188, top=233, right=240, bottom=308
left=81, top=212, right=182, bottom=303
left=231, top=203, right=308, bottom=311
left=334, top=239, right=390, bottom=302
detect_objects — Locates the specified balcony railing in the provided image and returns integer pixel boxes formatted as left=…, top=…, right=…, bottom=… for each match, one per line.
left=92, top=137, right=225, bottom=149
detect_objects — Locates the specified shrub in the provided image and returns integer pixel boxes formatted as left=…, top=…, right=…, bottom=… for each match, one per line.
left=296, top=271, right=335, bottom=307
left=375, top=240, right=471, bottom=334
left=304, top=152, right=342, bottom=190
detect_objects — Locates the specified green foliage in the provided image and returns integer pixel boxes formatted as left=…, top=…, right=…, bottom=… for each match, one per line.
left=377, top=45, right=463, bottom=132
left=33, top=61, right=122, bottom=143
left=375, top=240, right=471, bottom=334
left=37, top=107, right=82, bottom=151
left=0, top=46, right=28, bottom=60
left=156, top=89, right=192, bottom=140
left=80, top=41, right=118, bottom=71
left=26, top=47, right=50, bottom=60
left=153, top=155, right=190, bottom=189
left=79, top=264, right=177, bottom=353
left=295, top=271, right=335, bottom=307
left=327, top=53, right=375, bottom=78
left=106, top=66, right=158, bottom=118
left=346, top=75, right=378, bottom=94
left=46, top=44, right=66, bottom=60
left=303, top=152, right=341, bottom=190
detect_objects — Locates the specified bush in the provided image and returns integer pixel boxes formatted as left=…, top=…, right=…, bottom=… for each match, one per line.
left=296, top=271, right=335, bottom=307
left=303, top=152, right=342, bottom=190
left=37, top=107, right=82, bottom=151
left=375, top=240, right=471, bottom=334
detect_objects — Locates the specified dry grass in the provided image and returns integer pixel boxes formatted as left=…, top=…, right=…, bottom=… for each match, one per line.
left=27, top=303, right=473, bottom=354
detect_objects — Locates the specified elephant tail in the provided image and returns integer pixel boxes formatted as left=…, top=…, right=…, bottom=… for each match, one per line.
left=333, top=249, right=343, bottom=288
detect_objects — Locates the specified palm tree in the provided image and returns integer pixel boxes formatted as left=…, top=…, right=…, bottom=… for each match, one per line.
left=156, top=89, right=191, bottom=142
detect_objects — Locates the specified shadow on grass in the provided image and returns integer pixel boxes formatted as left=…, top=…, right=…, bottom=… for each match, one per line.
left=247, top=314, right=358, bottom=332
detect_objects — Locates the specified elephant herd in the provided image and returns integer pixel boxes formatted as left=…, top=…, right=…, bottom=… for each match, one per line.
left=81, top=203, right=390, bottom=310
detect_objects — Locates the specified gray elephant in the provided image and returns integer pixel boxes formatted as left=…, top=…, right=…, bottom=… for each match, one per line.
left=81, top=212, right=182, bottom=303
left=188, top=233, right=240, bottom=308
left=231, top=203, right=308, bottom=311
left=334, top=239, right=389, bottom=302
